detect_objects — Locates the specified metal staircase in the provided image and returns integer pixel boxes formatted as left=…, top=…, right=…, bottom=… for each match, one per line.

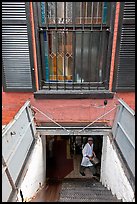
left=59, top=179, right=122, bottom=202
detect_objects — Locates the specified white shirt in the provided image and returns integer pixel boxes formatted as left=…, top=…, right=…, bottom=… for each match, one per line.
left=81, top=143, right=93, bottom=167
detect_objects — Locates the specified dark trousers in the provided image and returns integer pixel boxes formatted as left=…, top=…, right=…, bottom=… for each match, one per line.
left=80, top=165, right=96, bottom=175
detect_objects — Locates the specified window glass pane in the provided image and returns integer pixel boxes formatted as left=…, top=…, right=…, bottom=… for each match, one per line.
left=45, top=2, right=106, bottom=25
left=90, top=32, right=100, bottom=82
left=57, top=32, right=64, bottom=79
left=75, top=2, right=81, bottom=24
left=92, top=2, right=103, bottom=24
left=86, top=2, right=92, bottom=24
left=102, top=2, right=107, bottom=24
left=66, top=2, right=72, bottom=24
left=82, top=32, right=90, bottom=82
left=57, top=2, right=64, bottom=24
left=75, top=32, right=82, bottom=82
left=48, top=32, right=56, bottom=81
left=41, top=2, right=45, bottom=24
left=47, top=2, right=55, bottom=24
left=43, top=32, right=49, bottom=81
left=98, top=2, right=103, bottom=23
left=75, top=32, right=106, bottom=83
left=65, top=32, right=72, bottom=80
left=42, top=2, right=110, bottom=85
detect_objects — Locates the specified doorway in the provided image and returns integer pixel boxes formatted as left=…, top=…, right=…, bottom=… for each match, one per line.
left=46, top=135, right=103, bottom=180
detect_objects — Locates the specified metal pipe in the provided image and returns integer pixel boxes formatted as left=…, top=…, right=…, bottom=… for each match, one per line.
left=79, top=105, right=118, bottom=133
left=31, top=105, right=70, bottom=134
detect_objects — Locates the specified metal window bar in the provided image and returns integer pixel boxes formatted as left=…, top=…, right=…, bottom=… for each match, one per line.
left=82, top=2, right=84, bottom=30
left=64, top=2, right=66, bottom=90
left=80, top=2, right=82, bottom=24
left=96, top=2, right=99, bottom=24
left=85, top=2, right=87, bottom=24
left=97, top=2, right=104, bottom=84
left=42, top=24, right=109, bottom=31
left=72, top=1, right=76, bottom=90
left=101, top=2, right=104, bottom=31
left=88, top=32, right=92, bottom=90
left=40, top=2, right=110, bottom=91
left=88, top=2, right=94, bottom=89
left=37, top=2, right=42, bottom=27
left=80, top=31, right=83, bottom=90
left=45, top=2, right=51, bottom=90
left=96, top=33, right=102, bottom=86
left=99, top=31, right=105, bottom=82
left=91, top=2, right=94, bottom=30
left=46, top=32, right=51, bottom=89
left=80, top=2, right=84, bottom=90
left=55, top=2, right=58, bottom=90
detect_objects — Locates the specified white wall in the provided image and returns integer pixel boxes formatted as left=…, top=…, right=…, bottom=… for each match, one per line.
left=15, top=135, right=46, bottom=202
left=100, top=135, right=135, bottom=202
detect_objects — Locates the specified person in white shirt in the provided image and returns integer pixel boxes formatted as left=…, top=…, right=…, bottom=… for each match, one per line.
left=80, top=137, right=98, bottom=177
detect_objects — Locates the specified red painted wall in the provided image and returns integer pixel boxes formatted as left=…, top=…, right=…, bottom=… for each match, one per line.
left=2, top=91, right=135, bottom=126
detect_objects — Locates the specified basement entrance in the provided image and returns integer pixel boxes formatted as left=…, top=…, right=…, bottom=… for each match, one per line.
left=46, top=135, right=103, bottom=180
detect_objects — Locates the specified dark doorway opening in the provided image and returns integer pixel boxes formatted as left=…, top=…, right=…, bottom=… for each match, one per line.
left=46, top=135, right=103, bottom=180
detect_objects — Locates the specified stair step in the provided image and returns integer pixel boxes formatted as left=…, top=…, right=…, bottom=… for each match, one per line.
left=59, top=180, right=122, bottom=202
left=59, top=198, right=121, bottom=202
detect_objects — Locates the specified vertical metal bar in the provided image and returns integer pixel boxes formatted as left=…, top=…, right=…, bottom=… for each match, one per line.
left=88, top=31, right=92, bottom=90
left=82, top=2, right=84, bottom=30
left=91, top=2, right=94, bottom=30
left=64, top=2, right=66, bottom=90
left=81, top=2, right=84, bottom=90
left=85, top=2, right=87, bottom=24
left=55, top=2, right=58, bottom=90
left=98, top=2, right=105, bottom=85
left=37, top=2, right=42, bottom=28
left=55, top=2, right=58, bottom=27
left=101, top=2, right=104, bottom=31
left=96, top=2, right=99, bottom=24
left=40, top=32, right=46, bottom=83
left=55, top=31, right=58, bottom=90
left=46, top=32, right=51, bottom=89
left=72, top=2, right=76, bottom=90
left=80, top=2, right=82, bottom=24
left=72, top=2, right=75, bottom=31
left=97, top=31, right=103, bottom=86
left=81, top=32, right=84, bottom=90
left=100, top=31, right=105, bottom=83
left=45, top=2, right=50, bottom=90
left=89, top=2, right=94, bottom=89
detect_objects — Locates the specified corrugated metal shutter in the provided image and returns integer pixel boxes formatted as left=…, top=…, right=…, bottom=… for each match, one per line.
left=115, top=2, right=135, bottom=91
left=2, top=2, right=33, bottom=91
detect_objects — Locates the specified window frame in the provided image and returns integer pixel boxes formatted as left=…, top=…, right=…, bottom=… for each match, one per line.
left=32, top=2, right=116, bottom=96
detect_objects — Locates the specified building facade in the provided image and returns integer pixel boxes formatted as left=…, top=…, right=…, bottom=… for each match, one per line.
left=2, top=2, right=135, bottom=124
left=2, top=2, right=135, bottom=202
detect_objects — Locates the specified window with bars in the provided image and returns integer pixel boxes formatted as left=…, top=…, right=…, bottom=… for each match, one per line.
left=39, top=2, right=113, bottom=90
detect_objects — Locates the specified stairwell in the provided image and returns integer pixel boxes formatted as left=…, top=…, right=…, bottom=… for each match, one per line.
left=59, top=179, right=122, bottom=202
